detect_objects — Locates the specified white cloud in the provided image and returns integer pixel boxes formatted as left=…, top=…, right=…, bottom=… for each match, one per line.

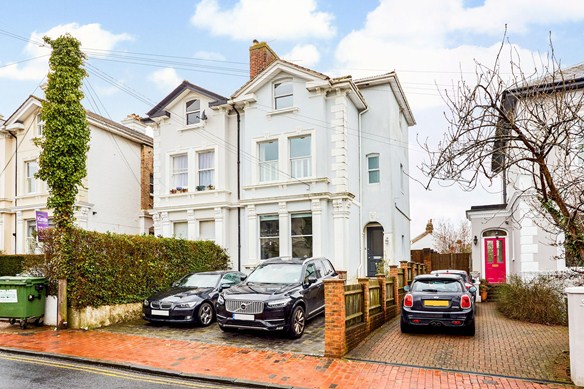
left=191, top=0, right=335, bottom=41
left=194, top=50, right=226, bottom=61
left=148, top=67, right=182, bottom=92
left=282, top=44, right=320, bottom=67
left=0, top=23, right=132, bottom=81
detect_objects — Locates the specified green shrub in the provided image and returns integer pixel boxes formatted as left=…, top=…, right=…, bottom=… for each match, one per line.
left=497, top=275, right=568, bottom=325
left=0, top=255, right=45, bottom=276
left=39, top=228, right=230, bottom=309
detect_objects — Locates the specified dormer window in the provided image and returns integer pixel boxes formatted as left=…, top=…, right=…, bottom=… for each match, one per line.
left=274, top=80, right=293, bottom=110
left=186, top=99, right=200, bottom=125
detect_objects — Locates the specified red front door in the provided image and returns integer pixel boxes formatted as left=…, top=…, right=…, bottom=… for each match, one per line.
left=484, top=237, right=506, bottom=284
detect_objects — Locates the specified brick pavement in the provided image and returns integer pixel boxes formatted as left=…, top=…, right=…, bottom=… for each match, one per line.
left=0, top=315, right=575, bottom=388
left=347, top=303, right=570, bottom=382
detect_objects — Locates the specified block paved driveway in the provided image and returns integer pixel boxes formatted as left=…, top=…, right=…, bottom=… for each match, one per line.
left=100, top=315, right=326, bottom=356
left=347, top=302, right=570, bottom=382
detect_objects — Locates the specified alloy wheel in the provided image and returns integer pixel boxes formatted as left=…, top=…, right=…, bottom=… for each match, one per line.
left=198, top=302, right=214, bottom=326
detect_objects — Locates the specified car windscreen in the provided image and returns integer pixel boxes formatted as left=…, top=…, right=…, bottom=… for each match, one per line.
left=433, top=272, right=468, bottom=282
left=177, top=273, right=221, bottom=288
left=412, top=279, right=463, bottom=293
left=246, top=263, right=303, bottom=284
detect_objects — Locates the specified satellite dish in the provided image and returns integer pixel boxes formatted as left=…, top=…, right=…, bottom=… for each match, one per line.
left=200, top=110, right=207, bottom=121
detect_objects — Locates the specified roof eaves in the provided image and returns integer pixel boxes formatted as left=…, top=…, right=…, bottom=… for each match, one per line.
left=147, top=80, right=227, bottom=118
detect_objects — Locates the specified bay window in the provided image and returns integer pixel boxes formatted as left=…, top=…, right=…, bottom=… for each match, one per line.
left=260, top=215, right=279, bottom=259
left=291, top=213, right=312, bottom=258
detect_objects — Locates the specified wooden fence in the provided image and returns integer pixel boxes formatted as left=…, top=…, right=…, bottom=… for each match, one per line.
left=411, top=249, right=470, bottom=274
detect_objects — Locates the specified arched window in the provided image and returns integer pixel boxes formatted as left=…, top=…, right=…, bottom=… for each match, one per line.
left=482, top=229, right=507, bottom=237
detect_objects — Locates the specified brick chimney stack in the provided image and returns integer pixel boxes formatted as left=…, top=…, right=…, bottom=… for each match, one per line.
left=249, top=39, right=279, bottom=79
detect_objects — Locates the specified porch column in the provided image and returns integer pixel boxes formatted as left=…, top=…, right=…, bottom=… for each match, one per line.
left=16, top=211, right=23, bottom=254
left=161, top=211, right=171, bottom=237
left=247, top=205, right=258, bottom=262
left=278, top=202, right=290, bottom=256
left=311, top=199, right=322, bottom=257
left=332, top=198, right=350, bottom=273
left=187, top=210, right=196, bottom=240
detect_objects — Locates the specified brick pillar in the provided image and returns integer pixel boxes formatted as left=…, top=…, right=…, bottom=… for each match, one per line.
left=336, top=270, right=347, bottom=280
left=376, top=273, right=387, bottom=321
left=358, top=278, right=370, bottom=333
left=400, top=261, right=410, bottom=286
left=389, top=265, right=399, bottom=309
left=324, top=278, right=347, bottom=358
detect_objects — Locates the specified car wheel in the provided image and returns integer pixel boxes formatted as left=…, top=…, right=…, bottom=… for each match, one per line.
left=400, top=320, right=411, bottom=334
left=464, top=320, right=475, bottom=336
left=288, top=305, right=306, bottom=339
left=197, top=302, right=214, bottom=326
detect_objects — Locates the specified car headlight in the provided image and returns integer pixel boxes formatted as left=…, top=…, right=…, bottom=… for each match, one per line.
left=217, top=295, right=225, bottom=305
left=143, top=299, right=150, bottom=306
left=267, top=298, right=291, bottom=308
left=176, top=302, right=197, bottom=308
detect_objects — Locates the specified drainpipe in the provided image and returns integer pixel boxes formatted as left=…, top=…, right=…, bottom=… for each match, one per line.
left=232, top=105, right=242, bottom=272
left=358, top=106, right=368, bottom=277
left=7, top=130, right=17, bottom=254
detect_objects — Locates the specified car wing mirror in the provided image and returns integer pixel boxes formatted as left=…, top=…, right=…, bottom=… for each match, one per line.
left=403, top=285, right=410, bottom=292
left=306, top=275, right=318, bottom=285
left=171, top=281, right=179, bottom=287
left=219, top=282, right=233, bottom=291
left=241, top=275, right=247, bottom=281
left=469, top=286, right=477, bottom=293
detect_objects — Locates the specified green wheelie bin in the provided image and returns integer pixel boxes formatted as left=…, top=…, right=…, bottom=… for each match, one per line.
left=0, top=276, right=47, bottom=329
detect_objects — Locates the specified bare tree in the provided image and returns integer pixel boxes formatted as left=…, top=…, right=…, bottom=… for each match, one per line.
left=433, top=218, right=472, bottom=254
left=421, top=35, right=584, bottom=263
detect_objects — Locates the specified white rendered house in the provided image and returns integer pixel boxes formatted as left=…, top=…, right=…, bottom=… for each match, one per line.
left=149, top=41, right=415, bottom=278
left=467, top=64, right=584, bottom=283
left=0, top=95, right=154, bottom=254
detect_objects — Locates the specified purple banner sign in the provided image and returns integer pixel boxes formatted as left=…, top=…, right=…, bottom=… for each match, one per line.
left=35, top=211, right=49, bottom=241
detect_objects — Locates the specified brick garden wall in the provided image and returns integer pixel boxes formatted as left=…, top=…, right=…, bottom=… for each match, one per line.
left=324, top=261, right=426, bottom=358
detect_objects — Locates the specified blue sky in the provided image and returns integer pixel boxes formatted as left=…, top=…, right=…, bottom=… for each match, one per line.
left=1, top=0, right=583, bottom=235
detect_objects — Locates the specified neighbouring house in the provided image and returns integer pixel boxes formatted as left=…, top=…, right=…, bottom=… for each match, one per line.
left=411, top=219, right=434, bottom=250
left=467, top=64, right=584, bottom=283
left=148, top=40, right=415, bottom=278
left=0, top=95, right=154, bottom=254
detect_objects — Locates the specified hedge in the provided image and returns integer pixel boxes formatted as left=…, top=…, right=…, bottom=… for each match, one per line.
left=38, top=228, right=230, bottom=309
left=0, top=255, right=45, bottom=276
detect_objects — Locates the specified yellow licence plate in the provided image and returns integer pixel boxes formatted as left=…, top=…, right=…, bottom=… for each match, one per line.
left=423, top=300, right=449, bottom=307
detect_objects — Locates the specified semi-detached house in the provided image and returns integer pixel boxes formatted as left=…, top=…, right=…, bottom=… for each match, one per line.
left=148, top=41, right=415, bottom=278
left=0, top=95, right=153, bottom=254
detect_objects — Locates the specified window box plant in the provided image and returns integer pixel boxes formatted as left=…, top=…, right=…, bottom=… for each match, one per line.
left=207, top=184, right=215, bottom=190
left=196, top=185, right=206, bottom=191
left=170, top=188, right=177, bottom=194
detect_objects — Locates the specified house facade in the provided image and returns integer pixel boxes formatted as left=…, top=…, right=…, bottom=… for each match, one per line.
left=0, top=95, right=154, bottom=254
left=149, top=41, right=415, bottom=278
left=467, top=64, right=584, bottom=283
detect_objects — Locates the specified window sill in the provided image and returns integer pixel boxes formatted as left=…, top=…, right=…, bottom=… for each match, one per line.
left=179, top=122, right=205, bottom=132
left=265, top=107, right=298, bottom=117
left=243, top=177, right=328, bottom=190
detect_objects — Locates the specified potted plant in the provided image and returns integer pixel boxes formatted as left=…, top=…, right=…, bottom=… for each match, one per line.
left=181, top=187, right=188, bottom=193
left=479, top=279, right=489, bottom=302
left=207, top=184, right=215, bottom=190
left=196, top=185, right=206, bottom=191
left=170, top=188, right=177, bottom=194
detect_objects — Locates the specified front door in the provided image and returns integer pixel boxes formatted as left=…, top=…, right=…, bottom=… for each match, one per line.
left=484, top=237, right=506, bottom=283
left=367, top=227, right=384, bottom=277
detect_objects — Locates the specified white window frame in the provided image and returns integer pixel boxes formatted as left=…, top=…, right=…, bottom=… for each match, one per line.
left=289, top=135, right=312, bottom=179
left=198, top=220, right=215, bottom=241
left=259, top=140, right=279, bottom=182
left=186, top=99, right=200, bottom=126
left=259, top=214, right=280, bottom=259
left=171, top=153, right=189, bottom=190
left=25, top=160, right=39, bottom=194
left=173, top=221, right=188, bottom=239
left=197, top=150, right=215, bottom=188
left=273, top=79, right=293, bottom=110
left=367, top=154, right=380, bottom=184
left=290, top=213, right=313, bottom=258
left=36, top=114, right=44, bottom=137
